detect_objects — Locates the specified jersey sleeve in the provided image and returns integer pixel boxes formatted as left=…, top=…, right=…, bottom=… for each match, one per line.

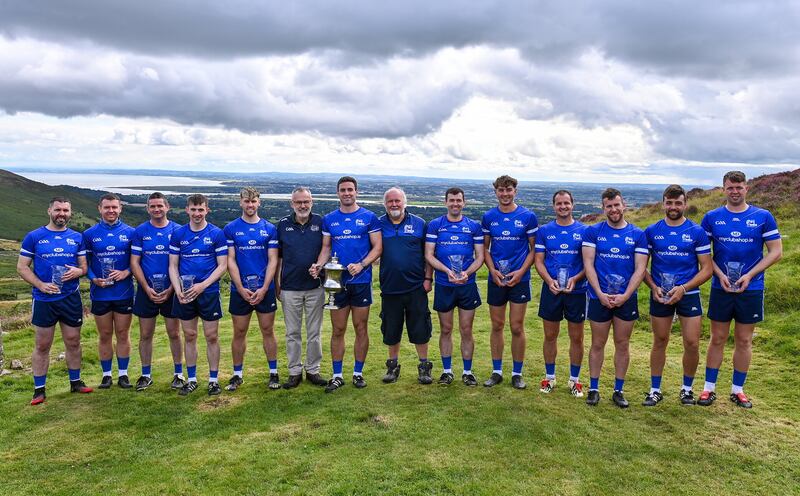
left=425, top=218, right=439, bottom=244
left=472, top=221, right=484, bottom=245
left=321, top=215, right=331, bottom=237
left=527, top=212, right=539, bottom=238
left=169, top=229, right=181, bottom=254
left=644, top=225, right=654, bottom=251
left=77, top=233, right=87, bottom=257
left=481, top=213, right=490, bottom=235
left=223, top=222, right=235, bottom=246
left=19, top=231, right=36, bottom=258
left=635, top=229, right=649, bottom=255
left=534, top=224, right=546, bottom=252
left=695, top=226, right=711, bottom=255
left=367, top=212, right=381, bottom=233
left=214, top=229, right=228, bottom=255
left=700, top=213, right=712, bottom=236
left=582, top=225, right=597, bottom=248
left=762, top=211, right=780, bottom=241
left=266, top=223, right=279, bottom=249
left=131, top=227, right=143, bottom=254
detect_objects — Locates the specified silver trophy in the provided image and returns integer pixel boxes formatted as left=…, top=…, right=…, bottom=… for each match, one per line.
left=322, top=253, right=346, bottom=310
left=51, top=265, right=68, bottom=294
left=448, top=254, right=464, bottom=279
left=557, top=265, right=570, bottom=291
left=101, top=257, right=115, bottom=285
left=497, top=259, right=511, bottom=285
left=725, top=261, right=743, bottom=291
left=605, top=273, right=626, bottom=295
left=660, top=272, right=676, bottom=303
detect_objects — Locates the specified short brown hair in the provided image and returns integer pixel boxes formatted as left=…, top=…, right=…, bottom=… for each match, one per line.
left=337, top=176, right=358, bottom=190
left=98, top=193, right=120, bottom=205
left=723, top=170, right=746, bottom=184
left=147, top=192, right=168, bottom=204
left=552, top=190, right=574, bottom=204
left=240, top=186, right=260, bottom=200
left=662, top=184, right=686, bottom=200
left=187, top=194, right=208, bottom=206
left=49, top=196, right=71, bottom=206
left=601, top=188, right=622, bottom=202
left=492, top=175, right=518, bottom=189
left=445, top=187, right=465, bottom=200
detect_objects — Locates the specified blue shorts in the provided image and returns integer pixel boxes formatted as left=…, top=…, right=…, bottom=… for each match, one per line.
left=173, top=292, right=223, bottom=321
left=132, top=285, right=177, bottom=319
left=587, top=295, right=639, bottom=322
left=487, top=279, right=531, bottom=306
left=538, top=283, right=587, bottom=323
left=433, top=283, right=481, bottom=312
left=32, top=291, right=84, bottom=328
left=649, top=291, right=703, bottom=318
left=332, top=283, right=373, bottom=308
left=707, top=287, right=764, bottom=324
left=91, top=298, right=134, bottom=316
left=229, top=288, right=278, bottom=315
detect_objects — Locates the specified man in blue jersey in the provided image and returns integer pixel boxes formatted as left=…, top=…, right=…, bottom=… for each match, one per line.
left=643, top=185, right=712, bottom=406
left=697, top=171, right=782, bottom=408
left=424, top=187, right=485, bottom=386
left=84, top=193, right=135, bottom=389
left=378, top=187, right=434, bottom=385
left=169, top=194, right=228, bottom=396
left=223, top=187, right=281, bottom=392
left=311, top=176, right=382, bottom=392
left=18, top=197, right=93, bottom=405
left=482, top=175, right=538, bottom=389
left=533, top=190, right=587, bottom=397
left=276, top=187, right=327, bottom=389
left=582, top=188, right=649, bottom=408
left=130, top=192, right=184, bottom=391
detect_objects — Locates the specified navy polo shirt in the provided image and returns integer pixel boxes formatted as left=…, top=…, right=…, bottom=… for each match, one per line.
left=379, top=211, right=427, bottom=295
left=277, top=213, right=323, bottom=291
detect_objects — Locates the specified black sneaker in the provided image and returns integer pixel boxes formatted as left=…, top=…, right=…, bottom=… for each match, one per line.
left=178, top=380, right=198, bottom=396
left=438, top=372, right=454, bottom=385
left=31, top=387, right=46, bottom=406
left=135, top=376, right=153, bottom=392
left=612, top=390, right=629, bottom=408
left=697, top=390, right=716, bottom=406
left=462, top=373, right=478, bottom=386
left=352, top=374, right=367, bottom=389
left=483, top=372, right=503, bottom=387
left=382, top=359, right=401, bottom=383
left=679, top=389, right=696, bottom=405
left=325, top=376, right=345, bottom=393
left=417, top=360, right=433, bottom=385
left=306, top=372, right=328, bottom=386
left=225, top=375, right=243, bottom=392
left=98, top=375, right=113, bottom=389
left=283, top=374, right=302, bottom=389
left=586, top=390, right=600, bottom=406
left=511, top=375, right=527, bottom=390
left=70, top=380, right=93, bottom=394
left=118, top=375, right=133, bottom=389
left=268, top=373, right=281, bottom=390
left=171, top=375, right=186, bottom=390
left=730, top=392, right=753, bottom=409
left=642, top=391, right=664, bottom=407
left=208, top=382, right=221, bottom=396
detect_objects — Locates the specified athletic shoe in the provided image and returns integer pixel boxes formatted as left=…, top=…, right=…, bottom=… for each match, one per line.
left=98, top=375, right=113, bottom=389
left=135, top=376, right=153, bottom=392
left=325, top=376, right=345, bottom=393
left=642, top=391, right=664, bottom=407
left=306, top=372, right=328, bottom=386
left=483, top=372, right=503, bottom=387
left=225, top=375, right=243, bottom=392
left=697, top=390, right=716, bottom=406
left=586, top=390, right=600, bottom=406
left=417, top=360, right=433, bottom=385
left=438, top=372, right=454, bottom=385
left=171, top=375, right=186, bottom=390
left=282, top=374, right=302, bottom=389
left=31, top=387, right=46, bottom=406
left=539, top=378, right=554, bottom=393
left=352, top=374, right=367, bottom=389
left=612, top=390, right=629, bottom=408
left=268, top=373, right=281, bottom=390
left=382, top=359, right=400, bottom=383
left=462, top=373, right=478, bottom=386
left=511, top=375, right=527, bottom=390
left=568, top=380, right=584, bottom=398
left=208, top=382, right=221, bottom=396
left=730, top=392, right=753, bottom=409
left=178, top=380, right=198, bottom=396
left=118, top=375, right=133, bottom=389
left=70, top=380, right=93, bottom=394
left=679, top=389, right=696, bottom=405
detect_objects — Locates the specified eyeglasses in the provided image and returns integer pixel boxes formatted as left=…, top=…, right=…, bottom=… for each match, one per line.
left=292, top=200, right=312, bottom=205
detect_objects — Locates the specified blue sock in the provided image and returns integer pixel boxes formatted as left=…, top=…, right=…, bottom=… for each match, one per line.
left=492, top=359, right=503, bottom=373
left=462, top=358, right=472, bottom=372
left=651, top=375, right=662, bottom=390
left=354, top=360, right=364, bottom=374
left=545, top=362, right=556, bottom=377
left=441, top=356, right=452, bottom=371
left=268, top=360, right=278, bottom=371
left=174, top=363, right=183, bottom=375
left=419, top=357, right=427, bottom=363
left=187, top=365, right=197, bottom=381
left=233, top=363, right=243, bottom=373
left=513, top=361, right=523, bottom=375
left=683, top=375, right=694, bottom=389
left=34, top=375, right=47, bottom=388
left=614, top=377, right=625, bottom=392
left=68, top=368, right=80, bottom=381
left=332, top=360, right=343, bottom=375
left=209, top=370, right=218, bottom=382
left=141, top=365, right=151, bottom=377
left=705, top=367, right=719, bottom=384
left=590, top=377, right=599, bottom=391
left=117, top=356, right=130, bottom=372
left=570, top=363, right=581, bottom=379
left=732, top=369, right=747, bottom=387
left=100, top=359, right=113, bottom=375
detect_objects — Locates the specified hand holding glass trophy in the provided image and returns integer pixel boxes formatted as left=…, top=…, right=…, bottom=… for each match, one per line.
left=497, top=259, right=511, bottom=285
left=660, top=272, right=676, bottom=303
left=180, top=274, right=196, bottom=302
left=605, top=273, right=626, bottom=296
left=557, top=265, right=570, bottom=291
left=101, top=257, right=115, bottom=286
left=51, top=265, right=68, bottom=294
left=725, top=261, right=743, bottom=291
left=448, top=254, right=464, bottom=280
left=322, top=253, right=346, bottom=310
left=149, top=273, right=168, bottom=294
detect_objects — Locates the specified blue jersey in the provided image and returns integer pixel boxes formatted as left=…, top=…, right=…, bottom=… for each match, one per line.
left=481, top=206, right=538, bottom=282
left=426, top=215, right=484, bottom=287
left=701, top=205, right=781, bottom=291
left=84, top=221, right=135, bottom=301
left=169, top=223, right=228, bottom=294
left=131, top=220, right=179, bottom=285
left=223, top=217, right=279, bottom=293
left=277, top=213, right=323, bottom=291
left=20, top=226, right=86, bottom=302
left=535, top=220, right=588, bottom=293
left=645, top=219, right=711, bottom=294
left=379, top=212, right=427, bottom=295
left=321, top=207, right=381, bottom=285
left=582, top=221, right=648, bottom=299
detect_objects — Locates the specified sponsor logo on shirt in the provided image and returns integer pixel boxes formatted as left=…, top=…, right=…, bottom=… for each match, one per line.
left=155, top=244, right=165, bottom=250
left=192, top=248, right=200, bottom=254
left=560, top=243, right=569, bottom=249
left=610, top=247, right=620, bottom=253
left=502, top=230, right=511, bottom=236
left=731, top=231, right=741, bottom=237
left=54, top=247, right=64, bottom=253
left=248, top=240, right=257, bottom=245
left=106, top=245, right=115, bottom=250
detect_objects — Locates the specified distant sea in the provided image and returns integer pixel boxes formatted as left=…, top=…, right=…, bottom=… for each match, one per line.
left=15, top=172, right=224, bottom=195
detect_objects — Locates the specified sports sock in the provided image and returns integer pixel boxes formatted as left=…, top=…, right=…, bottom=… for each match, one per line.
left=492, top=358, right=503, bottom=375
left=117, top=356, right=130, bottom=377
left=569, top=363, right=581, bottom=382
left=34, top=375, right=47, bottom=388
left=101, top=359, right=113, bottom=377
left=68, top=368, right=80, bottom=382
left=187, top=365, right=197, bottom=382
left=332, top=360, right=343, bottom=378
left=545, top=362, right=555, bottom=380
left=703, top=366, right=719, bottom=392
left=141, top=365, right=151, bottom=378
left=233, top=363, right=243, bottom=377
left=731, top=369, right=747, bottom=395
left=174, top=363, right=183, bottom=376
left=353, top=360, right=364, bottom=375
left=650, top=375, right=662, bottom=393
left=614, top=377, right=625, bottom=392
left=441, top=356, right=452, bottom=374
left=462, top=358, right=471, bottom=374
left=269, top=360, right=278, bottom=374
left=589, top=377, right=599, bottom=391
left=512, top=360, right=523, bottom=376
left=209, top=370, right=218, bottom=384
left=682, top=375, right=694, bottom=391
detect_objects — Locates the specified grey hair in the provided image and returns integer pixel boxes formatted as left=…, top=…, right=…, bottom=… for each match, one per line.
left=383, top=187, right=407, bottom=203
left=292, top=186, right=312, bottom=195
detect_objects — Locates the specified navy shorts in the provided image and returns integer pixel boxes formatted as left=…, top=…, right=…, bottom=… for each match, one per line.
left=487, top=279, right=532, bottom=306
left=649, top=291, right=703, bottom=318
left=538, top=283, right=587, bottom=323
left=91, top=298, right=134, bottom=316
left=229, top=288, right=278, bottom=315
left=173, top=291, right=223, bottom=321
left=133, top=285, right=177, bottom=319
left=587, top=295, right=639, bottom=322
left=707, top=287, right=764, bottom=324
left=433, top=283, right=481, bottom=312
left=332, top=283, right=373, bottom=308
left=380, top=287, right=432, bottom=345
left=32, top=291, right=84, bottom=328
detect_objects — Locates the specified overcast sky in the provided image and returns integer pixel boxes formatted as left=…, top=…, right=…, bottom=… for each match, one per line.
left=1, top=1, right=798, bottom=185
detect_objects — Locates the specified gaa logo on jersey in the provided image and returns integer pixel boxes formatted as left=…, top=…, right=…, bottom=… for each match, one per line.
left=180, top=240, right=189, bottom=245
left=331, top=222, right=340, bottom=227
left=746, top=219, right=757, bottom=228
left=491, top=221, right=499, bottom=226
left=560, top=243, right=569, bottom=249
left=668, top=245, right=678, bottom=251
left=54, top=247, right=64, bottom=253
left=654, top=235, right=664, bottom=240
left=203, top=237, right=212, bottom=244
left=235, top=231, right=244, bottom=236
left=191, top=248, right=200, bottom=254
left=731, top=231, right=741, bottom=237
left=625, top=237, right=634, bottom=245
left=143, top=236, right=152, bottom=241
left=682, top=234, right=692, bottom=242
left=92, top=237, right=102, bottom=243
left=547, top=235, right=556, bottom=240
left=248, top=240, right=257, bottom=245
left=502, top=230, right=511, bottom=236
left=610, top=247, right=620, bottom=253
left=343, top=229, right=352, bottom=235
